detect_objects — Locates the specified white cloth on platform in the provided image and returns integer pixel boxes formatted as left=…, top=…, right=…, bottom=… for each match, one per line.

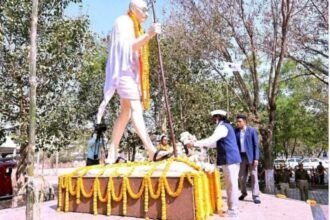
left=83, top=161, right=201, bottom=177
left=104, top=15, right=141, bottom=100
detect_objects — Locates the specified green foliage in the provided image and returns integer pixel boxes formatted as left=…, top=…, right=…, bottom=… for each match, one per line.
left=0, top=0, right=93, bottom=156
left=148, top=37, right=236, bottom=140
left=274, top=61, right=328, bottom=157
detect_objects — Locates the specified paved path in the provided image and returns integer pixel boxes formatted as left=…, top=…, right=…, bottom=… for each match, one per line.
left=273, top=187, right=329, bottom=219
left=0, top=168, right=326, bottom=219
left=0, top=191, right=315, bottom=220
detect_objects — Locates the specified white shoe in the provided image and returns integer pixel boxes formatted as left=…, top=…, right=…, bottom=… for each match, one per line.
left=227, top=209, right=239, bottom=218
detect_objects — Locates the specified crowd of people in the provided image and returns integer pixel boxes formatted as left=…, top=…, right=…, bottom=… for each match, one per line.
left=274, top=161, right=327, bottom=201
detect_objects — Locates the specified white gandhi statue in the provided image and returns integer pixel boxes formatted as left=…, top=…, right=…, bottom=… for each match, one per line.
left=96, top=0, right=172, bottom=163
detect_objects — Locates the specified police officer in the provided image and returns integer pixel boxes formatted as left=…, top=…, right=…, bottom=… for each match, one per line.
left=295, top=163, right=310, bottom=201
left=316, top=162, right=325, bottom=185
left=277, top=164, right=291, bottom=197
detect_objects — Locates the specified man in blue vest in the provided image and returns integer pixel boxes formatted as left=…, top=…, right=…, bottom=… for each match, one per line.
left=235, top=114, right=261, bottom=204
left=187, top=109, right=241, bottom=217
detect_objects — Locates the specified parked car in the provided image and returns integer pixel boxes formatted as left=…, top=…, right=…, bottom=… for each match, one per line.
left=0, top=159, right=16, bottom=199
left=299, top=158, right=329, bottom=169
left=273, top=159, right=286, bottom=169
left=285, top=157, right=302, bottom=168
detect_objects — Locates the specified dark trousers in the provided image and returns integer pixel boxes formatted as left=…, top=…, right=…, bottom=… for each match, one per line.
left=319, top=174, right=325, bottom=185
left=239, top=153, right=260, bottom=198
left=86, top=158, right=100, bottom=166
left=297, top=180, right=309, bottom=201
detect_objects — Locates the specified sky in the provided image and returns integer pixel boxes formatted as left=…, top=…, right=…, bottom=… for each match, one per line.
left=65, top=0, right=169, bottom=36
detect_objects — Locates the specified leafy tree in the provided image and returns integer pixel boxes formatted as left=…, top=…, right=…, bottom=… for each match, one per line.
left=148, top=37, right=241, bottom=140
left=275, top=60, right=328, bottom=158
left=167, top=0, right=328, bottom=193
left=0, top=0, right=92, bottom=179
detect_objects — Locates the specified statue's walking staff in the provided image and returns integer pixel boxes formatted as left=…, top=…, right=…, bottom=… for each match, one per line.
left=149, top=0, right=177, bottom=157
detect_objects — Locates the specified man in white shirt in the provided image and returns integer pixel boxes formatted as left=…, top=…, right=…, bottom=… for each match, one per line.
left=187, top=110, right=241, bottom=217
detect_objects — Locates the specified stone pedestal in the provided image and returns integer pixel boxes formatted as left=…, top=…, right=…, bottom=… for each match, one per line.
left=58, top=176, right=196, bottom=220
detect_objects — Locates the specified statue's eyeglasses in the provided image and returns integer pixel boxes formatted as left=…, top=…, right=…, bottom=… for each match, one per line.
left=137, top=6, right=149, bottom=13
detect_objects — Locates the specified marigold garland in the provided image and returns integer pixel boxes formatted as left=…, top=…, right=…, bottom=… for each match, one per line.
left=97, top=179, right=108, bottom=203
left=207, top=173, right=216, bottom=212
left=111, top=177, right=124, bottom=202
left=65, top=185, right=69, bottom=212
left=193, top=174, right=201, bottom=220
left=93, top=179, right=98, bottom=215
left=128, top=11, right=150, bottom=110
left=76, top=178, right=81, bottom=204
left=106, top=178, right=112, bottom=216
left=126, top=178, right=145, bottom=199
left=78, top=177, right=94, bottom=198
left=57, top=158, right=223, bottom=220
left=123, top=177, right=128, bottom=215
left=147, top=177, right=161, bottom=199
left=163, top=174, right=185, bottom=197
left=197, top=173, right=205, bottom=219
left=161, top=178, right=167, bottom=220
left=68, top=176, right=77, bottom=196
left=144, top=178, right=149, bottom=215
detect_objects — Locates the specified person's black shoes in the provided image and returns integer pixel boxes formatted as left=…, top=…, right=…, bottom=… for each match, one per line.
left=239, top=193, right=261, bottom=204
left=238, top=194, right=247, bottom=201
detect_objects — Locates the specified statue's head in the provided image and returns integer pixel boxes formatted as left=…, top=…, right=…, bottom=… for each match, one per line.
left=129, top=0, right=149, bottom=23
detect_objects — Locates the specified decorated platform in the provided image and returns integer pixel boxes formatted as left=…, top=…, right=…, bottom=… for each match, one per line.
left=57, top=157, right=223, bottom=220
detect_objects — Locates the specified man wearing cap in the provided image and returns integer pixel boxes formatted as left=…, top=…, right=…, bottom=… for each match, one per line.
left=187, top=110, right=241, bottom=217
left=235, top=114, right=261, bottom=204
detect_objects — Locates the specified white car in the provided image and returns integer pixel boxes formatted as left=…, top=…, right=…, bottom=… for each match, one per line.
left=285, top=158, right=302, bottom=168
left=299, top=158, right=329, bottom=169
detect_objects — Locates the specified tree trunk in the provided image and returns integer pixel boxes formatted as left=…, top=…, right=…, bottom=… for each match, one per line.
left=317, top=148, right=324, bottom=158
left=26, top=0, right=39, bottom=219
left=132, top=146, right=136, bottom=162
left=55, top=150, right=59, bottom=175
left=42, top=151, right=45, bottom=175
left=36, top=151, right=40, bottom=175
left=283, top=141, right=288, bottom=159
left=11, top=167, right=19, bottom=208
left=260, top=126, right=275, bottom=193
left=264, top=169, right=275, bottom=194
left=290, top=138, right=297, bottom=157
